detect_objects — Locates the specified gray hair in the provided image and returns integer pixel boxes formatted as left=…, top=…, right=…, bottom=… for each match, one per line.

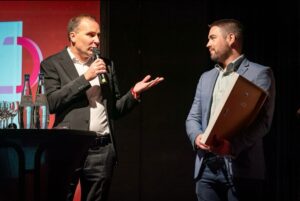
left=67, top=14, right=97, bottom=41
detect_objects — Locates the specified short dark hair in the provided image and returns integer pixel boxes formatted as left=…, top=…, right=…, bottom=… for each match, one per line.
left=67, top=14, right=97, bottom=41
left=209, top=19, right=244, bottom=46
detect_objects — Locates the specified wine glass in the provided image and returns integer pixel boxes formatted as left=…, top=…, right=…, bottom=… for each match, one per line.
left=8, top=101, right=19, bottom=129
left=1, top=101, right=11, bottom=128
left=0, top=101, right=4, bottom=128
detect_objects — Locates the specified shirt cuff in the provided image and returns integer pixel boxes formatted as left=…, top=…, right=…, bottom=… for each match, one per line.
left=130, top=87, right=140, bottom=100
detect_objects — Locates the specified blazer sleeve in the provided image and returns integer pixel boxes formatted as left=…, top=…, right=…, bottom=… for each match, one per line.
left=108, top=60, right=140, bottom=119
left=40, top=56, right=91, bottom=114
left=186, top=75, right=205, bottom=150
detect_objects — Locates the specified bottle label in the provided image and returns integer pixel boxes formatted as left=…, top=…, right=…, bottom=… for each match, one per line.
left=34, top=105, right=49, bottom=129
left=18, top=105, right=33, bottom=129
left=35, top=94, right=48, bottom=105
left=20, top=95, right=33, bottom=106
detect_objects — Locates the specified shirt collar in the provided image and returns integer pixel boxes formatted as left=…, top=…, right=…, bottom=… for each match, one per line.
left=215, top=54, right=245, bottom=75
left=67, top=47, right=93, bottom=65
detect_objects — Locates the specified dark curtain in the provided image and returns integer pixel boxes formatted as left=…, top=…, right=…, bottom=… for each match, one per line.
left=103, top=0, right=300, bottom=200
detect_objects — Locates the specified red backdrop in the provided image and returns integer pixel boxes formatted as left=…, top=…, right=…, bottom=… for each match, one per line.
left=0, top=1, right=100, bottom=128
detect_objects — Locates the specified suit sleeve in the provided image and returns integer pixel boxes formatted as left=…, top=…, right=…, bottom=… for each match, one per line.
left=186, top=75, right=205, bottom=150
left=40, top=58, right=91, bottom=114
left=104, top=60, right=140, bottom=120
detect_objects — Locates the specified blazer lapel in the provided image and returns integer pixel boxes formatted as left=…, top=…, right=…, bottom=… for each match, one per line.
left=204, top=69, right=219, bottom=126
left=98, top=58, right=115, bottom=117
left=236, top=58, right=249, bottom=75
left=58, top=48, right=80, bottom=80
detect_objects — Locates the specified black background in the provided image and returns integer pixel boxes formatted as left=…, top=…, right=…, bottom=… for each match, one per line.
left=101, top=1, right=300, bottom=200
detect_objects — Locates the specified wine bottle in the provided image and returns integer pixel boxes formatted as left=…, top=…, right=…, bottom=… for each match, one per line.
left=18, top=74, right=34, bottom=129
left=34, top=73, right=49, bottom=129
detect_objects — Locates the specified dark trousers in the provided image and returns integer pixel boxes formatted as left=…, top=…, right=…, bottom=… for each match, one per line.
left=196, top=157, right=264, bottom=201
left=66, top=143, right=116, bottom=201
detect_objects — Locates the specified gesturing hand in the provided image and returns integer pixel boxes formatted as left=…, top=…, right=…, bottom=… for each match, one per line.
left=133, top=75, right=164, bottom=95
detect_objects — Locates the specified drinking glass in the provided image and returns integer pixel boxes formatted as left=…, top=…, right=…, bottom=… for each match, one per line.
left=0, top=101, right=4, bottom=128
left=1, top=101, right=10, bottom=128
left=8, top=101, right=19, bottom=128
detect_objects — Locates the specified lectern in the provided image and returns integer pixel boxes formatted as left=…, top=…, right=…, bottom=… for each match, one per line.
left=0, top=129, right=96, bottom=201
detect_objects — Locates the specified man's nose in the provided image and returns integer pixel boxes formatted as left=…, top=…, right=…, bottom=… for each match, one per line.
left=206, top=41, right=210, bottom=48
left=94, top=36, right=100, bottom=44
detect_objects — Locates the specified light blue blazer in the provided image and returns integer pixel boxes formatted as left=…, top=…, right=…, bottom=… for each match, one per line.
left=186, top=57, right=275, bottom=180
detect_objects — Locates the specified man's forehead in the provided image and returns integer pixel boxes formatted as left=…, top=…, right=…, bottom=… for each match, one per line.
left=77, top=19, right=99, bottom=31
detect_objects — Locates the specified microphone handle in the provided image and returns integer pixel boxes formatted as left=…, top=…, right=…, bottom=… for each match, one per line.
left=95, top=54, right=108, bottom=84
left=98, top=73, right=107, bottom=84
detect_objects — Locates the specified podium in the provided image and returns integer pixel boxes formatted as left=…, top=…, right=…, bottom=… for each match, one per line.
left=0, top=129, right=96, bottom=201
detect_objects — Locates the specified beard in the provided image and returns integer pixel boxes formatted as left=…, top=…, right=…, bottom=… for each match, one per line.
left=209, top=47, right=231, bottom=64
left=209, top=51, right=220, bottom=63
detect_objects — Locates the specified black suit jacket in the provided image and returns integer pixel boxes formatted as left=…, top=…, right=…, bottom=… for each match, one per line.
left=40, top=48, right=139, bottom=157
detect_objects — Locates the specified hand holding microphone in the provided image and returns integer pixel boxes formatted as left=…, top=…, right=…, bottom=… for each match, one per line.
left=92, top=47, right=107, bottom=84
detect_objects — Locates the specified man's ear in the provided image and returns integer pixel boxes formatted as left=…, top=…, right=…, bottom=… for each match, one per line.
left=227, top=33, right=236, bottom=47
left=69, top=32, right=76, bottom=43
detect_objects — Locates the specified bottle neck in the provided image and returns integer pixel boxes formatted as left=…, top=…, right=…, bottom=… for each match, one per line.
left=36, top=80, right=46, bottom=95
left=22, top=80, right=32, bottom=96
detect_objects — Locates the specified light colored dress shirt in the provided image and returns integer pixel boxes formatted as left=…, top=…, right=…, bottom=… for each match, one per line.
left=67, top=48, right=110, bottom=135
left=209, top=55, right=245, bottom=122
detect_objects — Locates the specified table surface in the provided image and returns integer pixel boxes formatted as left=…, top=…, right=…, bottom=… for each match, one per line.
left=0, top=128, right=96, bottom=201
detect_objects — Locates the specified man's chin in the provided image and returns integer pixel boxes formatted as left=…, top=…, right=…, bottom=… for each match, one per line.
left=210, top=56, right=218, bottom=62
left=87, top=51, right=94, bottom=57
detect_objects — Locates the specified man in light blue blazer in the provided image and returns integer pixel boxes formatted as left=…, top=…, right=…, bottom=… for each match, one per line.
left=186, top=19, right=275, bottom=201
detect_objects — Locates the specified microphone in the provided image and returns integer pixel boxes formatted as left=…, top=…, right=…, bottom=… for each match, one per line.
left=92, top=47, right=107, bottom=84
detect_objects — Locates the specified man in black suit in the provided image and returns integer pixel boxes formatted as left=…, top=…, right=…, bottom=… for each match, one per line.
left=40, top=14, right=164, bottom=201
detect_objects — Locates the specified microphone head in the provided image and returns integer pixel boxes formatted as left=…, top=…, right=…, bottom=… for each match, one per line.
left=92, top=47, right=100, bottom=56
